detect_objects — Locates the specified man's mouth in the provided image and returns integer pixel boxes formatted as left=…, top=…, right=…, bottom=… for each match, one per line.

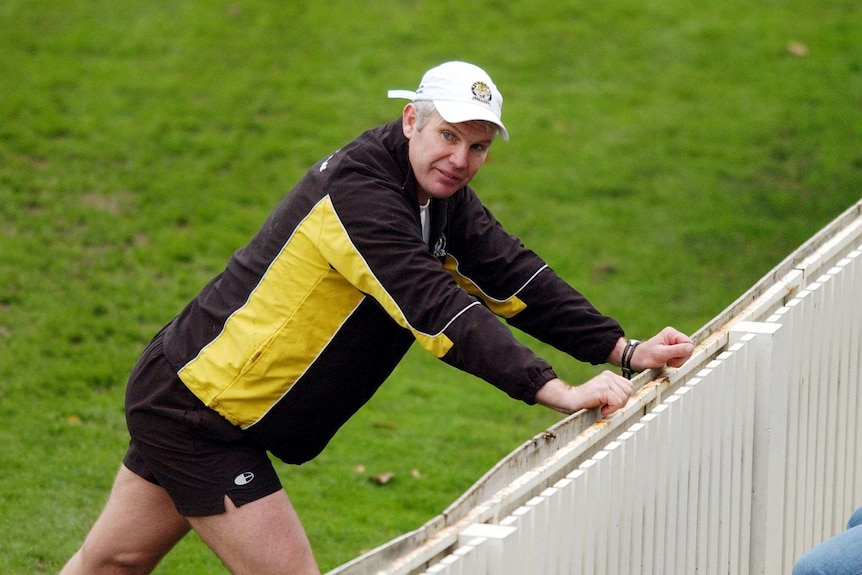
left=437, top=168, right=461, bottom=185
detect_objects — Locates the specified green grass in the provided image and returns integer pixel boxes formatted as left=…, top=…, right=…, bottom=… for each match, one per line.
left=1, top=0, right=860, bottom=572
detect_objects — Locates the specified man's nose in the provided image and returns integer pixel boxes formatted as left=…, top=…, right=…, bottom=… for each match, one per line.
left=450, top=146, right=468, bottom=168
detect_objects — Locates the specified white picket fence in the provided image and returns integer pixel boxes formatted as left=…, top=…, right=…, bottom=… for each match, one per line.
left=327, top=199, right=862, bottom=575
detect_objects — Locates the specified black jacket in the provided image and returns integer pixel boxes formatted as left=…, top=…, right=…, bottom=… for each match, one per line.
left=160, top=119, right=623, bottom=464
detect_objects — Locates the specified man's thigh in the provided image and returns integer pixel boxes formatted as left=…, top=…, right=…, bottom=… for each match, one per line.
left=188, top=489, right=320, bottom=575
left=61, top=465, right=190, bottom=574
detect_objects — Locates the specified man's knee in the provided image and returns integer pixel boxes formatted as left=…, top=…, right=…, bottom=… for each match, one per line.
left=73, top=542, right=162, bottom=575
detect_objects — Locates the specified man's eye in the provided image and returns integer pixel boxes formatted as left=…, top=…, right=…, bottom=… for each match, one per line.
left=442, top=131, right=454, bottom=140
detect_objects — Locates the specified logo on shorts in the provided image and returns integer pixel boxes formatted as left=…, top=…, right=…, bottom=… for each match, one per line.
left=234, top=471, right=255, bottom=486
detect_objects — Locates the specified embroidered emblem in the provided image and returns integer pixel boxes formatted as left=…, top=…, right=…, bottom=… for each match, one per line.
left=471, top=81, right=492, bottom=106
left=432, top=235, right=447, bottom=258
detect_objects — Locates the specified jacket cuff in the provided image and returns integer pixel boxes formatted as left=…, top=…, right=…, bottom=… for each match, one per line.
left=521, top=366, right=558, bottom=405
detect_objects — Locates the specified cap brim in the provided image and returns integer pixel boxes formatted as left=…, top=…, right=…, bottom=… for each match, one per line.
left=387, top=89, right=416, bottom=100
left=432, top=100, right=509, bottom=141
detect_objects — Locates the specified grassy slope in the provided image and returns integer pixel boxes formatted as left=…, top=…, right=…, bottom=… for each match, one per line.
left=0, top=0, right=859, bottom=572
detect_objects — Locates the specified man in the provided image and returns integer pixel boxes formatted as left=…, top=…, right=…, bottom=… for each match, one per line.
left=60, top=61, right=694, bottom=574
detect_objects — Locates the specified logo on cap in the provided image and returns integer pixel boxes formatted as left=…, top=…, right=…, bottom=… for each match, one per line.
left=471, top=81, right=492, bottom=106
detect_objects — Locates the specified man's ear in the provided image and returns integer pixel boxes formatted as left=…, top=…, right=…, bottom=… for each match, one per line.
left=402, top=104, right=416, bottom=140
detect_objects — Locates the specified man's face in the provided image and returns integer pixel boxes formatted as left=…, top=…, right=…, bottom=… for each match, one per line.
left=402, top=104, right=496, bottom=204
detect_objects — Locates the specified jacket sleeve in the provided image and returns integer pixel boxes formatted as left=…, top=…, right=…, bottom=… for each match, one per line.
left=442, top=187, right=624, bottom=366
left=321, top=163, right=556, bottom=403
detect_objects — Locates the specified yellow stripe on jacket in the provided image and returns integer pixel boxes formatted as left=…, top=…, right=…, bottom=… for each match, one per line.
left=179, top=196, right=454, bottom=428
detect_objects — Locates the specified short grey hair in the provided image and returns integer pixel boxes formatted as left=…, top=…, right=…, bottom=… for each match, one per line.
left=412, top=100, right=439, bottom=131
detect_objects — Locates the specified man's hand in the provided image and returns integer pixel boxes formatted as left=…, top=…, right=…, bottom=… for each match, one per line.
left=633, top=326, right=694, bottom=372
left=609, top=326, right=694, bottom=373
left=535, top=372, right=634, bottom=417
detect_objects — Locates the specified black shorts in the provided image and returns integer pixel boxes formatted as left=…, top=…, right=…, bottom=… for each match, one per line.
left=123, top=329, right=283, bottom=517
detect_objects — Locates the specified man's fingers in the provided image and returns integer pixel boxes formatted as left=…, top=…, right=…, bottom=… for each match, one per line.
left=638, top=336, right=694, bottom=371
left=662, top=342, right=694, bottom=366
left=658, top=326, right=694, bottom=346
left=601, top=393, right=627, bottom=416
left=599, top=372, right=633, bottom=416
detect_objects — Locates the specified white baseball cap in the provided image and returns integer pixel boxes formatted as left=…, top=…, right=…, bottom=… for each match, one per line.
left=388, top=61, right=509, bottom=141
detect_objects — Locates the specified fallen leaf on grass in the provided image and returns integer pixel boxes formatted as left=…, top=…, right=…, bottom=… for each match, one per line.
left=372, top=421, right=397, bottom=430
left=370, top=472, right=395, bottom=485
left=787, top=41, right=809, bottom=57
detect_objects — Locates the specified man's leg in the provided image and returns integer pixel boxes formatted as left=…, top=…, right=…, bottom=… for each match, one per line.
left=792, top=506, right=862, bottom=575
left=188, top=489, right=320, bottom=575
left=60, top=464, right=191, bottom=575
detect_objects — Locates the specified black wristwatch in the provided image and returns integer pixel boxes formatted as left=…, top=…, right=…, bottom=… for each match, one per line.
left=621, top=338, right=641, bottom=380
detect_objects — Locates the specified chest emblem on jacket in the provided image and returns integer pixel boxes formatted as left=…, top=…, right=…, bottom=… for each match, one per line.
left=432, top=235, right=447, bottom=258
